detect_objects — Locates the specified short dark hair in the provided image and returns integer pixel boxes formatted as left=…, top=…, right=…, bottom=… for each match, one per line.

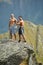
left=18, top=16, right=22, bottom=18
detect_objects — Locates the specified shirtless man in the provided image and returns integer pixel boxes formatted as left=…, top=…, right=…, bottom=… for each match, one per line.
left=17, top=16, right=26, bottom=42
left=9, top=14, right=17, bottom=40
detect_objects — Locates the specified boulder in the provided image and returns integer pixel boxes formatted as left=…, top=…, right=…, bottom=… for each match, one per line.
left=0, top=39, right=37, bottom=65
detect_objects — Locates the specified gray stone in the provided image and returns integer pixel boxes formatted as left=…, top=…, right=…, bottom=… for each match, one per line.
left=0, top=39, right=37, bottom=65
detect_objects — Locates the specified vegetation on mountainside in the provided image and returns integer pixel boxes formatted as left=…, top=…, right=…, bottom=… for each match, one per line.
left=24, top=22, right=43, bottom=63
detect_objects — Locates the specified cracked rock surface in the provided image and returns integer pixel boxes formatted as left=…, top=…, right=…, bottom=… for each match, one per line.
left=0, top=39, right=35, bottom=65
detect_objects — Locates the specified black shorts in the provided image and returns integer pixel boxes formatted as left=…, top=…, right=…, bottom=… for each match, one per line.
left=18, top=27, right=24, bottom=35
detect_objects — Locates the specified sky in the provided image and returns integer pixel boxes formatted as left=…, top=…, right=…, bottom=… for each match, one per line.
left=0, top=0, right=43, bottom=33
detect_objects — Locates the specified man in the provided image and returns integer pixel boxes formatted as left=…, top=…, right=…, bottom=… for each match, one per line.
left=17, top=16, right=26, bottom=42
left=9, top=14, right=17, bottom=40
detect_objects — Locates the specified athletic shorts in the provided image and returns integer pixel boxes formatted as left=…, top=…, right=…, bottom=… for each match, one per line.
left=9, top=25, right=17, bottom=34
left=18, top=27, right=24, bottom=35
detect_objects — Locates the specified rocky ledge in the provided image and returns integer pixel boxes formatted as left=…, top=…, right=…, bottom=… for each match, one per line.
left=0, top=39, right=41, bottom=65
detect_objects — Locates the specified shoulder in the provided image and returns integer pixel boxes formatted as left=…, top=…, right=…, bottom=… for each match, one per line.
left=20, top=20, right=24, bottom=23
left=14, top=18, right=17, bottom=21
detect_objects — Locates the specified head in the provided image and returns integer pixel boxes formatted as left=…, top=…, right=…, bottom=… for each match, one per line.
left=10, top=13, right=14, bottom=19
left=18, top=16, right=22, bottom=20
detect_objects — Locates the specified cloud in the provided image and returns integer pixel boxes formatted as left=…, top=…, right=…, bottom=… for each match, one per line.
left=0, top=0, right=13, bottom=4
